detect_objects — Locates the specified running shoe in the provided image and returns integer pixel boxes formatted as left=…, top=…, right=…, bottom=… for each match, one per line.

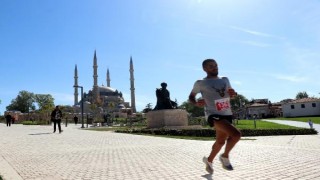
left=219, top=155, right=233, bottom=170
left=202, top=156, right=214, bottom=174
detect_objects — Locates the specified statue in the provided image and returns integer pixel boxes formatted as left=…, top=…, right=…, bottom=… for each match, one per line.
left=153, top=82, right=177, bottom=110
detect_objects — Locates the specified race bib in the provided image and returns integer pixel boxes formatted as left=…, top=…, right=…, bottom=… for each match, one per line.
left=214, top=98, right=231, bottom=111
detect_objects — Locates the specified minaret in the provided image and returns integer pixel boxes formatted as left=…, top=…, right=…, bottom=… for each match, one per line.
left=74, top=65, right=78, bottom=105
left=107, top=68, right=111, bottom=87
left=93, top=50, right=99, bottom=102
left=130, top=56, right=137, bottom=113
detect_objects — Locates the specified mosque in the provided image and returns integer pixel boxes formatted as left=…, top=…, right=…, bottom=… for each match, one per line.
left=73, top=50, right=136, bottom=117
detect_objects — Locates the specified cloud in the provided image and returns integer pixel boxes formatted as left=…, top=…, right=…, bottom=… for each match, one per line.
left=273, top=74, right=308, bottom=83
left=283, top=45, right=320, bottom=85
left=240, top=40, right=271, bottom=47
left=229, top=25, right=284, bottom=39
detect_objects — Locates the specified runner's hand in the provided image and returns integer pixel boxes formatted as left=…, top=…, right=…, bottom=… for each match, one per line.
left=228, top=88, right=237, bottom=98
left=196, top=99, right=206, bottom=107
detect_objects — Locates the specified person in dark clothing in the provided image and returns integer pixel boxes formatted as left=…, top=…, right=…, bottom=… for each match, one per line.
left=73, top=115, right=78, bottom=125
left=51, top=106, right=63, bottom=133
left=5, top=113, right=12, bottom=127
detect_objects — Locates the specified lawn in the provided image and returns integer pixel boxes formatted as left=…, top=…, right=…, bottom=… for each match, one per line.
left=234, top=120, right=299, bottom=129
left=87, top=119, right=301, bottom=131
left=86, top=120, right=309, bottom=140
left=270, top=117, right=320, bottom=124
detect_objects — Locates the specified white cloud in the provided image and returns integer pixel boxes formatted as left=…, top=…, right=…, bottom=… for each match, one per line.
left=241, top=40, right=271, bottom=47
left=229, top=25, right=285, bottom=39
left=274, top=74, right=308, bottom=83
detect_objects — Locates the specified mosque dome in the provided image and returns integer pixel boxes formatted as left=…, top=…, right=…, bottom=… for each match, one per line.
left=98, top=85, right=120, bottom=97
left=98, top=85, right=116, bottom=93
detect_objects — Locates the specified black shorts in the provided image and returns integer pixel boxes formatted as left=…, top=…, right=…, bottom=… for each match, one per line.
left=207, top=114, right=233, bottom=127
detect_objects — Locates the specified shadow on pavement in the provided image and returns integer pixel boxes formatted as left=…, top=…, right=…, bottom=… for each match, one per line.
left=201, top=174, right=213, bottom=180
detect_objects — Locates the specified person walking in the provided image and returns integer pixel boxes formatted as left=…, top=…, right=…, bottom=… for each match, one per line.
left=189, top=59, right=241, bottom=174
left=73, top=115, right=78, bottom=125
left=51, top=106, right=63, bottom=133
left=5, top=113, right=12, bottom=127
left=308, top=119, right=313, bottom=129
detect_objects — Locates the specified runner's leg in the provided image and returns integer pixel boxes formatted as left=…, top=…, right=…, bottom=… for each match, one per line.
left=208, top=128, right=228, bottom=162
left=214, top=120, right=241, bottom=158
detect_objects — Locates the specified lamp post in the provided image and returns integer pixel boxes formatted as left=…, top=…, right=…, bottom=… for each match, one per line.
left=74, top=85, right=85, bottom=128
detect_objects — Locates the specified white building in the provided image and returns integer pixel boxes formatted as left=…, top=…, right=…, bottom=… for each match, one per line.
left=282, top=98, right=320, bottom=117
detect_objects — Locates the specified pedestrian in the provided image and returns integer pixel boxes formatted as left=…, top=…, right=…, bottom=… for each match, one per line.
left=5, top=113, right=12, bottom=127
left=74, top=115, right=78, bottom=125
left=189, top=59, right=241, bottom=174
left=308, top=119, right=313, bottom=129
left=51, top=106, right=63, bottom=133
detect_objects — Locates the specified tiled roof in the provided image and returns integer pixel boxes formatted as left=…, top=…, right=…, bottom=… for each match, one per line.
left=248, top=103, right=269, bottom=107
left=287, top=98, right=320, bottom=104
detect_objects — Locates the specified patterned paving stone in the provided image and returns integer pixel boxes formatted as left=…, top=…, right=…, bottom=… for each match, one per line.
left=0, top=124, right=320, bottom=180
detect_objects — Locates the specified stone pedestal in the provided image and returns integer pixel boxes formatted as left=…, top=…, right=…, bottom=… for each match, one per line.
left=146, top=109, right=188, bottom=128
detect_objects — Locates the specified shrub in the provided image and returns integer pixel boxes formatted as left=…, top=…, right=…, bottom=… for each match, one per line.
left=115, top=128, right=317, bottom=137
left=22, top=121, right=39, bottom=125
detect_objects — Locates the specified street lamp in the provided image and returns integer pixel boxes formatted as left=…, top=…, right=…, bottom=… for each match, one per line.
left=74, top=85, right=85, bottom=128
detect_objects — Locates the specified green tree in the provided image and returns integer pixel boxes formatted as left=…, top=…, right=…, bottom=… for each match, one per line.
left=179, top=99, right=204, bottom=117
left=296, top=91, right=309, bottom=99
left=230, top=94, right=249, bottom=111
left=34, top=94, right=55, bottom=112
left=143, top=103, right=153, bottom=113
left=6, top=90, right=36, bottom=113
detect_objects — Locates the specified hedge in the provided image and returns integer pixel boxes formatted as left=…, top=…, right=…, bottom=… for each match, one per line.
left=115, top=128, right=318, bottom=137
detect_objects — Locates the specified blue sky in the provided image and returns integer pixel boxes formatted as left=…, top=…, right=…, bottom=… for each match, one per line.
left=1, top=0, right=320, bottom=115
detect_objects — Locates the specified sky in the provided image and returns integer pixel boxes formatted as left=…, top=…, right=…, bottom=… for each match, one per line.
left=1, top=0, right=320, bottom=115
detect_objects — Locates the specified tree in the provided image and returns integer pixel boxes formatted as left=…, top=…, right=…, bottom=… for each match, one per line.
left=230, top=94, right=249, bottom=111
left=6, top=91, right=36, bottom=113
left=179, top=99, right=204, bottom=117
left=143, top=103, right=153, bottom=113
left=296, top=91, right=309, bottom=99
left=34, top=94, right=55, bottom=112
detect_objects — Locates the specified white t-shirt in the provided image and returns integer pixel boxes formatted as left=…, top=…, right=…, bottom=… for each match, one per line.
left=191, top=77, right=233, bottom=116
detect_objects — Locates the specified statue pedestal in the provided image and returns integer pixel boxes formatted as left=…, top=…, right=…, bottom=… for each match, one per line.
left=146, top=109, right=188, bottom=128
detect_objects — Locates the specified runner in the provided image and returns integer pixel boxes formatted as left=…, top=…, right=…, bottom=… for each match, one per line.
left=189, top=59, right=241, bottom=174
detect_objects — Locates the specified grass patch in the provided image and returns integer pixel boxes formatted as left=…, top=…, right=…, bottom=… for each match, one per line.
left=269, top=117, right=320, bottom=124
left=84, top=127, right=129, bottom=131
left=235, top=120, right=299, bottom=129
left=85, top=119, right=317, bottom=139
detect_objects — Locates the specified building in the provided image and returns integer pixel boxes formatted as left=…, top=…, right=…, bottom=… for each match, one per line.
left=245, top=99, right=282, bottom=119
left=245, top=99, right=271, bottom=119
left=282, top=98, right=320, bottom=117
left=73, top=51, right=136, bottom=117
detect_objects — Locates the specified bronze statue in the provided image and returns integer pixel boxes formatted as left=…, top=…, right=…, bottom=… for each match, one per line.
left=154, top=82, right=177, bottom=110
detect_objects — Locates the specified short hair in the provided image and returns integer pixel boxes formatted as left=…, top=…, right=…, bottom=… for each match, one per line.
left=202, top=59, right=216, bottom=68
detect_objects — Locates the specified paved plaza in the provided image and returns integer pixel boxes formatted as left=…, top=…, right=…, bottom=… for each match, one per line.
left=0, top=123, right=320, bottom=180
